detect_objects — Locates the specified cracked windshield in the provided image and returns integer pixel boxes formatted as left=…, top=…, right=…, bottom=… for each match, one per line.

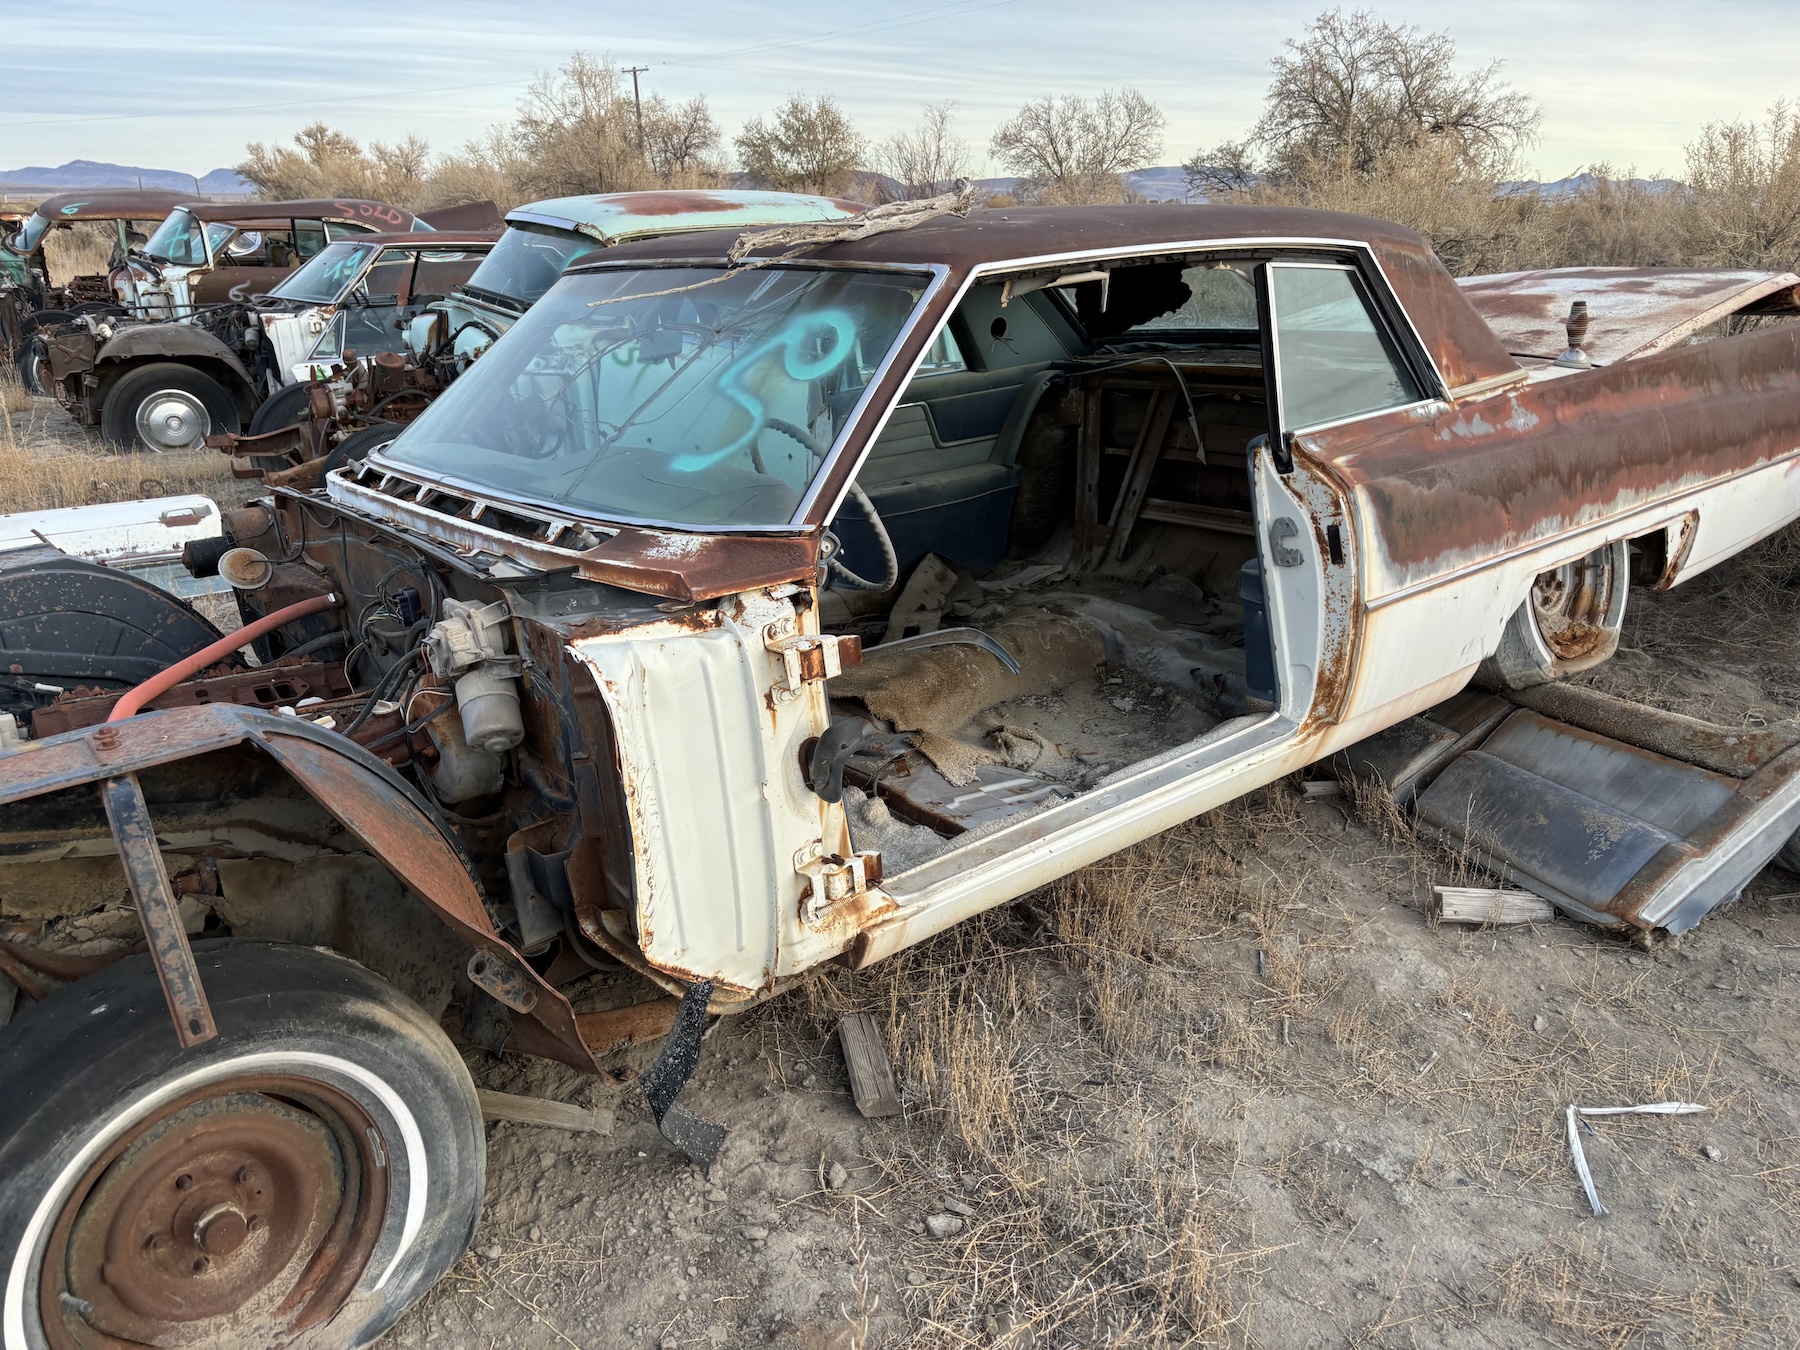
left=381, top=265, right=929, bottom=527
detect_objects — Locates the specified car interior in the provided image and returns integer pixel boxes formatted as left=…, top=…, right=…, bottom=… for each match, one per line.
left=819, top=250, right=1427, bottom=873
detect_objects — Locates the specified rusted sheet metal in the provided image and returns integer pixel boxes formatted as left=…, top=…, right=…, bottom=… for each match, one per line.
left=99, top=772, right=218, bottom=1047
left=31, top=661, right=352, bottom=737
left=1298, top=321, right=1800, bottom=598
left=574, top=997, right=680, bottom=1054
left=1458, top=267, right=1800, bottom=362
left=0, top=706, right=603, bottom=1070
left=14, top=190, right=191, bottom=227
left=181, top=199, right=420, bottom=231
left=1509, top=682, right=1800, bottom=778
left=1613, top=741, right=1800, bottom=930
left=328, top=467, right=818, bottom=602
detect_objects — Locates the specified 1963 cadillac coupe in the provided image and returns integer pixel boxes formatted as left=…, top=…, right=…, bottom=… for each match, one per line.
left=4, top=201, right=1800, bottom=1346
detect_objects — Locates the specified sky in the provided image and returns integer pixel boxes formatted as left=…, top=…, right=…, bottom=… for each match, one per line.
left=3, top=0, right=1795, bottom=182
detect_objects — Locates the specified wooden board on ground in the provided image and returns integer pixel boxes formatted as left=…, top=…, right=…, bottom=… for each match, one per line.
left=838, top=1013, right=903, bottom=1118
left=477, top=1088, right=613, bottom=1136
left=1434, top=885, right=1555, bottom=926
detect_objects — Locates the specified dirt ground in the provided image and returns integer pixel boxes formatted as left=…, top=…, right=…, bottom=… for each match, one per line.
left=389, top=536, right=1800, bottom=1347
left=12, top=387, right=1800, bottom=1348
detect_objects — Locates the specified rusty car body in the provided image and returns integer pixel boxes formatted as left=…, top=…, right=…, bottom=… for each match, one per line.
left=5, top=201, right=1800, bottom=1347
left=1, top=190, right=191, bottom=383
left=35, top=229, right=498, bottom=453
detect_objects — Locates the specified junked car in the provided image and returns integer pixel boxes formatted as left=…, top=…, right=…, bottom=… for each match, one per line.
left=6, top=201, right=1800, bottom=1346
left=228, top=190, right=865, bottom=471
left=1, top=190, right=190, bottom=383
left=34, top=229, right=498, bottom=452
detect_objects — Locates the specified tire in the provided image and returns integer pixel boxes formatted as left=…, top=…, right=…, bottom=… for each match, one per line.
left=0, top=940, right=484, bottom=1349
left=13, top=337, right=48, bottom=396
left=249, top=380, right=315, bottom=438
left=320, top=420, right=400, bottom=476
left=100, top=362, right=239, bottom=453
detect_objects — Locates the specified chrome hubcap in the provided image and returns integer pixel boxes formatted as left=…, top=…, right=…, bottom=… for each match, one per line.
left=135, top=389, right=210, bottom=451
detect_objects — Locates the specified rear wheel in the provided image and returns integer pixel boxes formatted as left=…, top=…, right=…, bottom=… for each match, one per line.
left=100, top=362, right=238, bottom=453
left=0, top=940, right=483, bottom=1349
left=1483, top=540, right=1629, bottom=689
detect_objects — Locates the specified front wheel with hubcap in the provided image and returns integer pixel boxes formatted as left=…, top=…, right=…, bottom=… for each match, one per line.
left=0, top=940, right=484, bottom=1349
left=100, top=362, right=239, bottom=453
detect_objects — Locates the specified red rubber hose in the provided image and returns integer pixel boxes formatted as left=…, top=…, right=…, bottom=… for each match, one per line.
left=108, top=593, right=339, bottom=722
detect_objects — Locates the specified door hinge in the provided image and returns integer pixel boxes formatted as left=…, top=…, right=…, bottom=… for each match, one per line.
left=793, top=840, right=881, bottom=922
left=765, top=620, right=863, bottom=694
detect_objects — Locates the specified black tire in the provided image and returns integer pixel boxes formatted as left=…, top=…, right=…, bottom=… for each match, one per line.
left=100, top=361, right=238, bottom=453
left=249, top=380, right=315, bottom=437
left=13, top=336, right=48, bottom=395
left=321, top=420, right=400, bottom=476
left=0, top=940, right=484, bottom=1349
left=17, top=309, right=71, bottom=338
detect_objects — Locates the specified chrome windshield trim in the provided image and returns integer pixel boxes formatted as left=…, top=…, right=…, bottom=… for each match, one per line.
left=361, top=259, right=947, bottom=535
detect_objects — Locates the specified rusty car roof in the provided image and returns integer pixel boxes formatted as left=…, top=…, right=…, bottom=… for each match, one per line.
left=181, top=199, right=422, bottom=230
left=1458, top=267, right=1800, bottom=364
left=506, top=190, right=865, bottom=244
left=25, top=190, right=194, bottom=222
left=594, top=203, right=1521, bottom=392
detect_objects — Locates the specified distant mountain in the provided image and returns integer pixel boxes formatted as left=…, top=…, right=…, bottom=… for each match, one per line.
left=0, top=160, right=252, bottom=194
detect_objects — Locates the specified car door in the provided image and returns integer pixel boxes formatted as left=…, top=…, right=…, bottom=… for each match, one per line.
left=1252, top=259, right=1434, bottom=729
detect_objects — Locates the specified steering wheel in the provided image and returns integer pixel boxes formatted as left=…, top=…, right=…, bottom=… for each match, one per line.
left=762, top=418, right=897, bottom=592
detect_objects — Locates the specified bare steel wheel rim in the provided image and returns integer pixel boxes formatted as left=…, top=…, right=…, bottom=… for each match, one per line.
left=39, top=1076, right=388, bottom=1348
left=1530, top=551, right=1615, bottom=661
left=133, top=388, right=211, bottom=452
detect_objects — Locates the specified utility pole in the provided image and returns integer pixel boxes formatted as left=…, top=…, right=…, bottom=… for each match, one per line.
left=625, top=65, right=650, bottom=159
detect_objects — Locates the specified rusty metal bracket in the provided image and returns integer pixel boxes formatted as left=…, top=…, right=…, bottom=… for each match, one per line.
left=467, top=947, right=540, bottom=1014
left=98, top=772, right=217, bottom=1047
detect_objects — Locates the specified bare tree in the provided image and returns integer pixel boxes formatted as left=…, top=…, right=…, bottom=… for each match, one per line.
left=510, top=53, right=658, bottom=198
left=989, top=88, right=1165, bottom=204
left=238, top=123, right=437, bottom=206
left=1683, top=101, right=1800, bottom=268
left=1249, top=8, right=1539, bottom=180
left=872, top=101, right=971, bottom=200
left=736, top=95, right=864, bottom=195
left=643, top=95, right=725, bottom=183
left=1181, top=140, right=1257, bottom=201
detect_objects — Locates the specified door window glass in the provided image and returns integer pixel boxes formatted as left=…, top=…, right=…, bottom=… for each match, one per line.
left=293, top=220, right=327, bottom=260
left=1270, top=264, right=1421, bottom=430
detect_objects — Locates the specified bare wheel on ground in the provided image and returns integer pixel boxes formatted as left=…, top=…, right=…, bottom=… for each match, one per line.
left=100, top=362, right=238, bottom=453
left=0, top=940, right=484, bottom=1348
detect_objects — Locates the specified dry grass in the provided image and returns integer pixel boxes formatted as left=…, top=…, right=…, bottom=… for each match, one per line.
left=0, top=380, right=244, bottom=511
left=40, top=222, right=116, bottom=288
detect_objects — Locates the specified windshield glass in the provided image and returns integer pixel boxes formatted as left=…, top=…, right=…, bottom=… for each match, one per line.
left=142, top=209, right=208, bottom=265
left=12, top=211, right=54, bottom=255
left=381, top=265, right=929, bottom=528
left=459, top=222, right=605, bottom=309
left=270, top=241, right=375, bottom=303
